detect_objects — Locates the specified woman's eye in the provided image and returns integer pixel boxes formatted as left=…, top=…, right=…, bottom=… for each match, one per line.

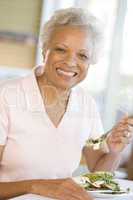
left=55, top=47, right=66, bottom=53
left=79, top=54, right=88, bottom=60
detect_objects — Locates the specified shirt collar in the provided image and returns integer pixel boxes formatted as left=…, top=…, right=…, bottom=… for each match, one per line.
left=22, top=67, right=44, bottom=112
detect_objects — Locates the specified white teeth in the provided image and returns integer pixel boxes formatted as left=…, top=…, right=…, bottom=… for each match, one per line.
left=56, top=69, right=76, bottom=77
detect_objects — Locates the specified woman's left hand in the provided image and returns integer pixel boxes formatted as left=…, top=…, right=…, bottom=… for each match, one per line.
left=106, top=116, right=133, bottom=153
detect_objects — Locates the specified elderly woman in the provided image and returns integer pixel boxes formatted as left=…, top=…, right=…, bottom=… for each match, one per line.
left=0, top=7, right=133, bottom=200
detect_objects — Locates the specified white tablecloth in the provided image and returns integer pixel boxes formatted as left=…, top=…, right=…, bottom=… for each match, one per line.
left=9, top=179, right=133, bottom=200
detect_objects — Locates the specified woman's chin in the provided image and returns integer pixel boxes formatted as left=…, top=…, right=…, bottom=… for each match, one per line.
left=54, top=81, right=75, bottom=91
left=46, top=74, right=78, bottom=91
left=55, top=76, right=77, bottom=89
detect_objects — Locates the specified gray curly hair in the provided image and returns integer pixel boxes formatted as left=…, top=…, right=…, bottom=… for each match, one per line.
left=41, top=7, right=103, bottom=64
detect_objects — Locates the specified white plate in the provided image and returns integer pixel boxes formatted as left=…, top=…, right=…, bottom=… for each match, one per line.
left=87, top=190, right=133, bottom=199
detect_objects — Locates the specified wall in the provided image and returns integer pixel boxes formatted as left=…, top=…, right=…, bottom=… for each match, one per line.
left=0, top=0, right=42, bottom=69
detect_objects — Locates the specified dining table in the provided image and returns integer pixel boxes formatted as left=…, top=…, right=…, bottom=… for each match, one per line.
left=9, top=178, right=133, bottom=200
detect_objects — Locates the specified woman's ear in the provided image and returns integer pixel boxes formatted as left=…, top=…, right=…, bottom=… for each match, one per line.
left=36, top=65, right=45, bottom=76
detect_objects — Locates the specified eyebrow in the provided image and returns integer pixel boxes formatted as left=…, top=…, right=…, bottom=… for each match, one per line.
left=54, top=43, right=89, bottom=52
left=54, top=43, right=68, bottom=48
left=79, top=49, right=89, bottom=53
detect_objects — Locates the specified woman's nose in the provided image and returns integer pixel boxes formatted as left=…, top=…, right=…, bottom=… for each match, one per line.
left=65, top=53, right=77, bottom=67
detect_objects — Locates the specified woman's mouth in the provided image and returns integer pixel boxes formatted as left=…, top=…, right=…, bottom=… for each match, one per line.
left=56, top=68, right=77, bottom=79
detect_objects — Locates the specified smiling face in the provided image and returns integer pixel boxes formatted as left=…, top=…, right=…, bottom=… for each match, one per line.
left=42, top=26, right=91, bottom=91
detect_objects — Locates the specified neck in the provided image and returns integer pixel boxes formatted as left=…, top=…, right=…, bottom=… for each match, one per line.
left=37, top=73, right=71, bottom=107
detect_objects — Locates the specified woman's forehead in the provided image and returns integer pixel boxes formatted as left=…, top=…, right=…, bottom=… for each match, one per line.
left=48, top=26, right=90, bottom=50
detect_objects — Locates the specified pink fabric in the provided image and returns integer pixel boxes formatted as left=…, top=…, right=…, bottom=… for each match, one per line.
left=0, top=68, right=103, bottom=181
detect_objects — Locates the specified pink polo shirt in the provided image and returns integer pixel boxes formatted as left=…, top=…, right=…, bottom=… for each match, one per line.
left=0, top=68, right=103, bottom=181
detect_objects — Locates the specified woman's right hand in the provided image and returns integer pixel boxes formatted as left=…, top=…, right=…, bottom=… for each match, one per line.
left=30, top=178, right=93, bottom=200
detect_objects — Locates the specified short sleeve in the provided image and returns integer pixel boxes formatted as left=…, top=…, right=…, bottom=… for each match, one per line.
left=0, top=85, right=9, bottom=145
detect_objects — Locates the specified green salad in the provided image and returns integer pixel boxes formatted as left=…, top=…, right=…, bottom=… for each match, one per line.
left=80, top=171, right=120, bottom=191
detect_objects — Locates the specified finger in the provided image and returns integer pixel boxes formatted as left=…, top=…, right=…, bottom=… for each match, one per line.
left=112, top=134, right=129, bottom=140
left=111, top=136, right=130, bottom=144
left=61, top=195, right=81, bottom=200
left=128, top=125, right=133, bottom=132
left=118, top=116, right=133, bottom=127
left=113, top=126, right=129, bottom=133
left=127, top=118, right=133, bottom=126
left=111, top=122, right=129, bottom=133
left=111, top=132, right=133, bottom=144
left=111, top=123, right=133, bottom=137
left=68, top=182, right=92, bottom=200
left=66, top=189, right=91, bottom=200
left=111, top=129, right=130, bottom=138
left=62, top=179, right=90, bottom=200
left=58, top=187, right=81, bottom=200
left=119, top=116, right=129, bottom=124
left=121, top=136, right=131, bottom=144
left=115, top=130, right=132, bottom=138
left=80, top=189, right=93, bottom=200
left=72, top=186, right=91, bottom=200
left=120, top=130, right=132, bottom=138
